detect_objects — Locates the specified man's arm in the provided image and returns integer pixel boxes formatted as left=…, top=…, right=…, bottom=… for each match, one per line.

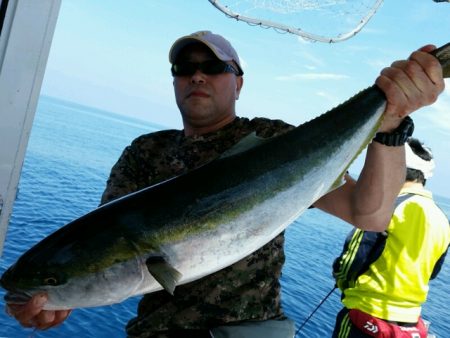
left=315, top=143, right=405, bottom=231
left=315, top=45, right=445, bottom=231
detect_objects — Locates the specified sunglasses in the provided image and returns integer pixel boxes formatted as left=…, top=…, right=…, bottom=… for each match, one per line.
left=171, top=60, right=241, bottom=77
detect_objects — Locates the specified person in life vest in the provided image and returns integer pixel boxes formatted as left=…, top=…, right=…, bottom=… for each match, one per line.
left=332, top=137, right=450, bottom=338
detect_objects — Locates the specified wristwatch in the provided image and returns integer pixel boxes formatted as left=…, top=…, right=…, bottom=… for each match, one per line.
left=373, top=116, right=414, bottom=146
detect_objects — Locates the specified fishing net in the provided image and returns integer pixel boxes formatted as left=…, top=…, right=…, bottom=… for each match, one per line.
left=208, top=0, right=384, bottom=42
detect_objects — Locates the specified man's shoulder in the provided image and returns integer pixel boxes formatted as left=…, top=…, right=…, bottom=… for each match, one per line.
left=130, top=129, right=182, bottom=147
left=134, top=128, right=181, bottom=141
left=249, top=116, right=294, bottom=127
left=395, top=192, right=449, bottom=230
left=246, top=117, right=295, bottom=137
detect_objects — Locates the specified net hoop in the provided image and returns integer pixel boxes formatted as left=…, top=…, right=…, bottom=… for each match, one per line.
left=208, top=0, right=384, bottom=43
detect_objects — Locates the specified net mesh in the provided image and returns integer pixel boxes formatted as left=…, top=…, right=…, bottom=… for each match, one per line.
left=241, top=0, right=352, bottom=13
left=208, top=0, right=384, bottom=42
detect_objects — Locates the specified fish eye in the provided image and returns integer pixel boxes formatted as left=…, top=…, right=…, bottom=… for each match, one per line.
left=43, top=277, right=59, bottom=286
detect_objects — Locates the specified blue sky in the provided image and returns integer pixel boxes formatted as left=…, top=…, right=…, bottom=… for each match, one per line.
left=40, top=0, right=450, bottom=197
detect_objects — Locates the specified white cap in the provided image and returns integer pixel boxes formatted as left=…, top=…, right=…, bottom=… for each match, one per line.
left=405, top=142, right=435, bottom=179
left=169, top=30, right=243, bottom=75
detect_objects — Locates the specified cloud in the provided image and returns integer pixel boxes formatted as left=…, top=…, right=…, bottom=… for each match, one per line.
left=315, top=90, right=337, bottom=101
left=423, top=81, right=450, bottom=133
left=358, top=27, right=384, bottom=35
left=366, top=58, right=390, bottom=70
left=275, top=73, right=349, bottom=81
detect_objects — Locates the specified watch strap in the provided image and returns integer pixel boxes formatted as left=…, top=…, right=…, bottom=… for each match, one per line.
left=373, top=116, right=414, bottom=147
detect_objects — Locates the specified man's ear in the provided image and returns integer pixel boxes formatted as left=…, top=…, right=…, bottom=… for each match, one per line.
left=235, top=76, right=244, bottom=100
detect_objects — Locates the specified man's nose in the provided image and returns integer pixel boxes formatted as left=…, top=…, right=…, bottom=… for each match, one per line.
left=190, top=69, right=206, bottom=83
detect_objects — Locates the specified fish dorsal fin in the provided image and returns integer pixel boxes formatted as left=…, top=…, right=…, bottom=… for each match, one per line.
left=145, top=256, right=182, bottom=295
left=219, top=132, right=268, bottom=159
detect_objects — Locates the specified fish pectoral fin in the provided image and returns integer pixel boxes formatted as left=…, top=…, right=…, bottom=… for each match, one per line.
left=219, top=132, right=268, bottom=159
left=145, top=256, right=182, bottom=295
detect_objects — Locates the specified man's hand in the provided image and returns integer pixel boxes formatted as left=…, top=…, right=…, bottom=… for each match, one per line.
left=316, top=44, right=445, bottom=231
left=376, top=44, right=445, bottom=132
left=5, top=293, right=71, bottom=330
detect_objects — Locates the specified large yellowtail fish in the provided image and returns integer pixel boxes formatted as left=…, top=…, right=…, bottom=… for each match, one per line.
left=1, top=43, right=449, bottom=310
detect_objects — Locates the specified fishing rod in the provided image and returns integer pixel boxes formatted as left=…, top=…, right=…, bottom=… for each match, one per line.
left=294, top=285, right=337, bottom=337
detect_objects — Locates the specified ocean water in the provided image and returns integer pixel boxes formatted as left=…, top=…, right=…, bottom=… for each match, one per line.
left=0, top=96, right=449, bottom=337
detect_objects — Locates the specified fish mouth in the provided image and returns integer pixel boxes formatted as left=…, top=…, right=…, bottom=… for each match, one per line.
left=4, top=290, right=32, bottom=305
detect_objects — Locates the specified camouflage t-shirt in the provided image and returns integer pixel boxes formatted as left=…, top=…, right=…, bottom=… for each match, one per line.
left=100, top=117, right=295, bottom=338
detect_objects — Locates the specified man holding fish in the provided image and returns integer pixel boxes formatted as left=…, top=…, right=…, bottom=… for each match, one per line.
left=4, top=31, right=447, bottom=337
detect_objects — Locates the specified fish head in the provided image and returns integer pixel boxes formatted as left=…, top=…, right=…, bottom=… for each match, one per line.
left=1, top=261, right=66, bottom=304
left=0, top=237, right=79, bottom=307
left=1, top=243, right=147, bottom=310
left=0, top=224, right=147, bottom=310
